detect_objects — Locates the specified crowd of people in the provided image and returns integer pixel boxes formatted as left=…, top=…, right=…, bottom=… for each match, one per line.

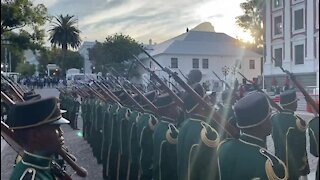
left=18, top=76, right=67, bottom=89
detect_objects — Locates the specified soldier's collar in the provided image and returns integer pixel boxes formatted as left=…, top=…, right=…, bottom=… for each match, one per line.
left=281, top=109, right=294, bottom=115
left=21, top=151, right=52, bottom=169
left=188, top=113, right=207, bottom=121
left=239, top=133, right=266, bottom=148
left=160, top=116, right=176, bottom=123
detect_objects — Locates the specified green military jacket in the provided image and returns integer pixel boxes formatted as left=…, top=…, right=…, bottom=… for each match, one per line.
left=10, top=151, right=56, bottom=180
left=153, top=117, right=179, bottom=180
left=218, top=133, right=288, bottom=180
left=116, top=106, right=131, bottom=180
left=271, top=109, right=309, bottom=179
left=177, top=114, right=220, bottom=180
left=216, top=103, right=239, bottom=139
left=136, top=112, right=158, bottom=180
left=308, top=116, right=319, bottom=180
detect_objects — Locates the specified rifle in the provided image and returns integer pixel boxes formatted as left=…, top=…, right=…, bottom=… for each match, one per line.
left=143, top=77, right=162, bottom=92
left=277, top=65, right=319, bottom=114
left=110, top=68, right=160, bottom=115
left=178, top=69, right=189, bottom=82
left=139, top=48, right=240, bottom=138
left=1, top=91, right=87, bottom=179
left=169, top=81, right=183, bottom=95
left=107, top=74, right=145, bottom=112
left=1, top=76, right=24, bottom=102
left=212, top=70, right=231, bottom=89
left=238, top=72, right=283, bottom=112
left=132, top=54, right=185, bottom=107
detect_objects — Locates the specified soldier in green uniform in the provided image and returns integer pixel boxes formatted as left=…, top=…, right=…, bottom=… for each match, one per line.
left=177, top=80, right=221, bottom=180
left=308, top=101, right=319, bottom=180
left=218, top=92, right=288, bottom=180
left=8, top=97, right=70, bottom=180
left=271, top=90, right=310, bottom=180
left=216, top=89, right=239, bottom=139
left=152, top=93, right=180, bottom=180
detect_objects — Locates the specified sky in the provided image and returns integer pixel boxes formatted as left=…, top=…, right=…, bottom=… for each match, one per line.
left=35, top=0, right=253, bottom=46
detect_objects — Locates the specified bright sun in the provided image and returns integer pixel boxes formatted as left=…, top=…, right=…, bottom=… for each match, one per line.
left=195, top=0, right=255, bottom=44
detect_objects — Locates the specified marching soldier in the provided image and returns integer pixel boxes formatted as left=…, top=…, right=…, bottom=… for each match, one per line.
left=271, top=90, right=310, bottom=180
left=177, top=79, right=220, bottom=180
left=7, top=97, right=70, bottom=180
left=216, top=89, right=239, bottom=139
left=152, top=93, right=180, bottom=180
left=308, top=101, right=319, bottom=180
left=218, top=92, right=288, bottom=179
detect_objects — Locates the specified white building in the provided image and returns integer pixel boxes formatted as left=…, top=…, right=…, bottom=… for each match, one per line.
left=264, top=0, right=319, bottom=89
left=78, top=41, right=96, bottom=74
left=139, top=22, right=262, bottom=91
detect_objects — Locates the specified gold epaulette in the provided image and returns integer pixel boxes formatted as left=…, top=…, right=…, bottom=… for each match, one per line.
left=20, top=168, right=36, bottom=180
left=200, top=122, right=220, bottom=148
left=148, top=115, right=158, bottom=131
left=15, top=154, right=23, bottom=164
left=125, top=109, right=131, bottom=120
left=166, top=123, right=179, bottom=144
left=295, top=117, right=307, bottom=132
left=260, top=148, right=288, bottom=180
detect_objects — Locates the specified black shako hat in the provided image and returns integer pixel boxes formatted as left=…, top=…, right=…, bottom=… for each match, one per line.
left=7, top=97, right=69, bottom=130
left=234, top=92, right=271, bottom=129
left=183, top=83, right=205, bottom=113
left=154, top=93, right=174, bottom=108
left=187, top=69, right=202, bottom=84
left=280, top=90, right=298, bottom=106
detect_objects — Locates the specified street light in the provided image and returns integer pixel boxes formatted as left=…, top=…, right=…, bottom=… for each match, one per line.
left=222, top=65, right=230, bottom=90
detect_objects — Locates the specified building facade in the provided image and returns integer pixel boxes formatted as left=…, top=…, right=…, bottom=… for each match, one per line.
left=139, top=22, right=262, bottom=92
left=78, top=41, right=96, bottom=74
left=264, top=0, right=319, bottom=89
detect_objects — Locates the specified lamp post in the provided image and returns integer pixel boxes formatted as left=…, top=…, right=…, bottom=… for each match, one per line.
left=222, top=65, right=229, bottom=90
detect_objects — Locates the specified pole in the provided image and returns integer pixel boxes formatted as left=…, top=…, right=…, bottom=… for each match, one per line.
left=5, top=47, right=8, bottom=73
left=9, top=51, right=11, bottom=72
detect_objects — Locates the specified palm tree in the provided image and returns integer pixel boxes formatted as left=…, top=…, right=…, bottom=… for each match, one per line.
left=48, top=14, right=81, bottom=51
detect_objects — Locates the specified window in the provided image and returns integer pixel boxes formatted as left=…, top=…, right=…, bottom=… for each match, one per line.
left=316, top=0, right=319, bottom=28
left=274, top=15, right=283, bottom=36
left=273, top=0, right=283, bottom=9
left=202, top=59, right=208, bottom=69
left=171, top=58, right=178, bottom=68
left=192, top=58, right=199, bottom=68
left=274, top=48, right=283, bottom=67
left=249, top=60, right=255, bottom=69
left=293, top=8, right=304, bottom=31
left=294, top=44, right=304, bottom=64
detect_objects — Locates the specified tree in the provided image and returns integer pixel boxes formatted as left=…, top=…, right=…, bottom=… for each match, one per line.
left=48, top=14, right=81, bottom=51
left=89, top=34, right=142, bottom=78
left=16, top=62, right=35, bottom=77
left=1, top=45, right=26, bottom=72
left=236, top=0, right=265, bottom=48
left=36, top=48, right=84, bottom=76
left=1, top=0, right=48, bottom=50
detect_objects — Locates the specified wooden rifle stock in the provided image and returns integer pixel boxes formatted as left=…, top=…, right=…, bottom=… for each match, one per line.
left=212, top=71, right=231, bottom=89
left=133, top=55, right=184, bottom=107
left=238, top=72, right=283, bottom=112
left=279, top=67, right=319, bottom=114
left=108, top=74, right=145, bottom=112
left=110, top=68, right=160, bottom=114
left=139, top=49, right=240, bottom=138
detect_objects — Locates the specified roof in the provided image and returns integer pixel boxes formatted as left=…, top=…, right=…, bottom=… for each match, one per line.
left=146, top=22, right=261, bottom=58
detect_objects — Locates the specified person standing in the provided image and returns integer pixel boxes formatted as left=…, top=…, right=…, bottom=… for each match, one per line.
left=308, top=101, right=319, bottom=180
left=7, top=97, right=70, bottom=180
left=217, top=92, right=288, bottom=179
left=271, top=90, right=310, bottom=180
